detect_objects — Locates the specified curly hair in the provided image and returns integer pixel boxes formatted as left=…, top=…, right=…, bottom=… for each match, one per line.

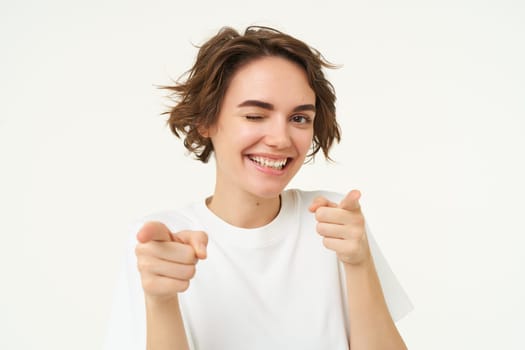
left=163, top=26, right=341, bottom=163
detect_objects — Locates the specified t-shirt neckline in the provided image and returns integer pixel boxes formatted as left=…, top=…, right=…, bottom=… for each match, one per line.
left=195, top=189, right=297, bottom=248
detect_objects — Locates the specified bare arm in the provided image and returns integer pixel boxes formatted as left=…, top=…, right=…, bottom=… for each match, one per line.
left=344, top=259, right=406, bottom=350
left=145, top=296, right=189, bottom=350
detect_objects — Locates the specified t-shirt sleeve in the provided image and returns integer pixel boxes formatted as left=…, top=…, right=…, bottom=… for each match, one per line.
left=103, top=222, right=147, bottom=350
left=366, top=223, right=413, bottom=322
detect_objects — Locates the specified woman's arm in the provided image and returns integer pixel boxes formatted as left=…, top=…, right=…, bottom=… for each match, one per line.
left=310, top=190, right=407, bottom=350
left=344, top=259, right=407, bottom=350
left=145, top=296, right=189, bottom=350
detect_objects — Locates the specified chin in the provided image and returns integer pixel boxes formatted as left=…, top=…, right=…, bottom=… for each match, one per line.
left=249, top=184, right=288, bottom=200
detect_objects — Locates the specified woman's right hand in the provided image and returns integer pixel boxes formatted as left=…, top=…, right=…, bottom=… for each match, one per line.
left=135, top=221, right=208, bottom=301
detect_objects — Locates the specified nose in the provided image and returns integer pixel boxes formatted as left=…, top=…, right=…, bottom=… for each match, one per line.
left=264, top=118, right=292, bottom=149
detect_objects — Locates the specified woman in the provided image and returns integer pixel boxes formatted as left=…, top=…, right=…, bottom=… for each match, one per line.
left=105, top=26, right=412, bottom=350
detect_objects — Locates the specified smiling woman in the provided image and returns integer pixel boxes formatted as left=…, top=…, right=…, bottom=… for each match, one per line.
left=104, top=26, right=413, bottom=350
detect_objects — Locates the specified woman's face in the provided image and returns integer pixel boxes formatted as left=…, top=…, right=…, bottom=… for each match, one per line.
left=205, top=56, right=316, bottom=200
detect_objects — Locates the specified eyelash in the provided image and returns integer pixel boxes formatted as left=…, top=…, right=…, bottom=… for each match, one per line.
left=245, top=115, right=312, bottom=124
left=290, top=115, right=312, bottom=124
left=245, top=115, right=263, bottom=120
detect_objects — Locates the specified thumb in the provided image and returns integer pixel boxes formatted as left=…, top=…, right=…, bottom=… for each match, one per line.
left=338, top=190, right=362, bottom=212
left=172, top=230, right=209, bottom=260
left=136, top=221, right=173, bottom=243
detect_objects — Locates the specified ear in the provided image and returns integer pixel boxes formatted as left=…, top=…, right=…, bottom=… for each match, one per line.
left=198, top=126, right=209, bottom=137
left=198, top=123, right=217, bottom=138
left=197, top=124, right=210, bottom=137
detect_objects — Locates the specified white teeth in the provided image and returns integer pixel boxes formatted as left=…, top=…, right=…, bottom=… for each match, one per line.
left=249, top=156, right=288, bottom=170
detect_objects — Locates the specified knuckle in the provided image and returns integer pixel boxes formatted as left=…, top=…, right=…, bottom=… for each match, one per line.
left=182, top=247, right=198, bottom=264
left=315, top=207, right=325, bottom=221
left=348, top=227, right=365, bottom=240
left=177, top=247, right=191, bottom=262
left=177, top=280, right=190, bottom=292
left=134, top=244, right=145, bottom=256
left=354, top=215, right=365, bottom=226
left=136, top=258, right=151, bottom=273
left=345, top=240, right=360, bottom=255
left=141, top=277, right=156, bottom=293
left=186, top=265, right=196, bottom=279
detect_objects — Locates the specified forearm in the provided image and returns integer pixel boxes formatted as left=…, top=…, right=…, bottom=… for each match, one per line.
left=145, top=296, right=189, bottom=350
left=344, top=260, right=407, bottom=350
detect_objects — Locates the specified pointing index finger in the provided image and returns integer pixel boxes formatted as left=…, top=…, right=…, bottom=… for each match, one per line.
left=136, top=221, right=173, bottom=243
left=338, top=190, right=362, bottom=212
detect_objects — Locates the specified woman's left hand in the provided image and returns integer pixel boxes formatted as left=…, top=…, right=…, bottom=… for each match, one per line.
left=309, top=190, right=371, bottom=266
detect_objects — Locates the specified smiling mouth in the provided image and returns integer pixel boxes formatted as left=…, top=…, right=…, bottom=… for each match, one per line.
left=248, top=156, right=290, bottom=170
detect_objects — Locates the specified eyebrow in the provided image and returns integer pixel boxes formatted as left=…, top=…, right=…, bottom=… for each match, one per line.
left=237, top=99, right=316, bottom=113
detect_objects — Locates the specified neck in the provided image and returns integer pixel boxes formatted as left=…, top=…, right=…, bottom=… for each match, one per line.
left=206, top=188, right=281, bottom=229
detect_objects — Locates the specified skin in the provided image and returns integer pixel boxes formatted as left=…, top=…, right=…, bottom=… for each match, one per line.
left=135, top=56, right=407, bottom=350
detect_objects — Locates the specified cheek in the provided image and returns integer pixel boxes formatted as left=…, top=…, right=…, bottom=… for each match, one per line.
left=234, top=124, right=264, bottom=144
left=212, top=123, right=261, bottom=152
left=293, top=129, right=314, bottom=153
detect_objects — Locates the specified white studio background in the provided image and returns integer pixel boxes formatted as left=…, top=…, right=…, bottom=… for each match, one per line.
left=1, top=1, right=524, bottom=349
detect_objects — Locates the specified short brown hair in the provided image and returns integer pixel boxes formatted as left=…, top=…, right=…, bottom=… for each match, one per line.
left=163, top=26, right=341, bottom=163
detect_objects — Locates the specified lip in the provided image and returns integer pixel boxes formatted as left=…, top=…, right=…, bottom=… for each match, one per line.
left=246, top=153, right=292, bottom=160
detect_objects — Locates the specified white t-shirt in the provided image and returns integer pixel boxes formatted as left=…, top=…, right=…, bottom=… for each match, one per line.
left=104, top=189, right=413, bottom=350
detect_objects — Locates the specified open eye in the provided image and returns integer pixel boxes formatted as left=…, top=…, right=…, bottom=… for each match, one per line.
left=290, top=114, right=312, bottom=124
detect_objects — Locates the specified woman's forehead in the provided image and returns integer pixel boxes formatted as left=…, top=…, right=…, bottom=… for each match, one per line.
left=223, top=56, right=315, bottom=108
